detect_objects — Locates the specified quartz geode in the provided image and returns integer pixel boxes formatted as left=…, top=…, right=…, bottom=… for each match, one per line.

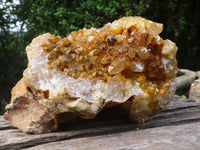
left=4, top=16, right=178, bottom=133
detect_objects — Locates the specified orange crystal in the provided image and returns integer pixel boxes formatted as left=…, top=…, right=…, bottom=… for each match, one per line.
left=5, top=16, right=178, bottom=133
left=44, top=17, right=177, bottom=92
left=38, top=17, right=177, bottom=123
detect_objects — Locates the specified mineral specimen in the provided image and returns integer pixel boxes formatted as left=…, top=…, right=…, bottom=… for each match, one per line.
left=4, top=16, right=178, bottom=133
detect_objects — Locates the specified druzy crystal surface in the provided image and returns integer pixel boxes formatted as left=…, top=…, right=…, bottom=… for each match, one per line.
left=4, top=16, right=178, bottom=133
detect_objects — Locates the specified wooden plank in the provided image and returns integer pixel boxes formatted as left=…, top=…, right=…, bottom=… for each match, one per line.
left=0, top=96, right=199, bottom=150
left=0, top=116, right=15, bottom=130
left=25, top=122, right=200, bottom=150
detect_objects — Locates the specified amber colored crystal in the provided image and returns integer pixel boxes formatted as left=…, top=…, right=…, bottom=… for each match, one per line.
left=39, top=17, right=177, bottom=123
left=4, top=16, right=178, bottom=133
left=44, top=17, right=176, bottom=85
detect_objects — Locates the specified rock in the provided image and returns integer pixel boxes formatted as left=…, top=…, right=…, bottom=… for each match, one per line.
left=189, top=79, right=200, bottom=102
left=176, top=69, right=197, bottom=95
left=4, top=78, right=76, bottom=133
left=176, top=69, right=197, bottom=89
left=196, top=71, right=200, bottom=78
left=4, top=16, right=178, bottom=133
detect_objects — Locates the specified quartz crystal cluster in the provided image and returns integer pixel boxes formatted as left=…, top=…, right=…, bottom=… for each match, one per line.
left=4, top=16, right=178, bottom=133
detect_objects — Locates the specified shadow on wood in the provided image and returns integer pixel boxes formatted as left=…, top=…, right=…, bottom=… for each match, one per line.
left=0, top=95, right=199, bottom=150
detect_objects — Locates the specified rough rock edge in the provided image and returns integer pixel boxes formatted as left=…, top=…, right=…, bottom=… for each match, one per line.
left=189, top=79, right=200, bottom=102
left=176, top=69, right=197, bottom=90
left=4, top=78, right=79, bottom=134
left=4, top=78, right=57, bottom=134
left=4, top=17, right=177, bottom=134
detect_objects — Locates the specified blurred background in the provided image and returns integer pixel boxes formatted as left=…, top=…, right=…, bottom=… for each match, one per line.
left=0, top=0, right=200, bottom=113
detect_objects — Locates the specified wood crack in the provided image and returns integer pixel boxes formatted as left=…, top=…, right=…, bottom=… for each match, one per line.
left=0, top=96, right=199, bottom=150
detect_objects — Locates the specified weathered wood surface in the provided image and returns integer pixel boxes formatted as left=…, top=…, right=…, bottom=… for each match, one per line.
left=0, top=95, right=199, bottom=150
left=27, top=122, right=200, bottom=150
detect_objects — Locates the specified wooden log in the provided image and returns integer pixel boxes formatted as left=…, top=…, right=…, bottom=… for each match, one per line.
left=0, top=95, right=199, bottom=150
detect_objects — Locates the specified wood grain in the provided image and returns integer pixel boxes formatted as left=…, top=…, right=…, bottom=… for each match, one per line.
left=26, top=122, right=200, bottom=150
left=0, top=95, right=199, bottom=150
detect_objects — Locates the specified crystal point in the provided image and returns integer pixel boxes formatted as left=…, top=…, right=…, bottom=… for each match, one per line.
left=4, top=16, right=178, bottom=133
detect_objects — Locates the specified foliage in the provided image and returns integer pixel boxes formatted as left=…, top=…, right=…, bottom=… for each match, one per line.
left=14, top=0, right=200, bottom=69
left=0, top=0, right=27, bottom=112
left=14, top=0, right=145, bottom=38
left=181, top=95, right=187, bottom=99
left=0, top=0, right=200, bottom=112
left=143, top=0, right=200, bottom=70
